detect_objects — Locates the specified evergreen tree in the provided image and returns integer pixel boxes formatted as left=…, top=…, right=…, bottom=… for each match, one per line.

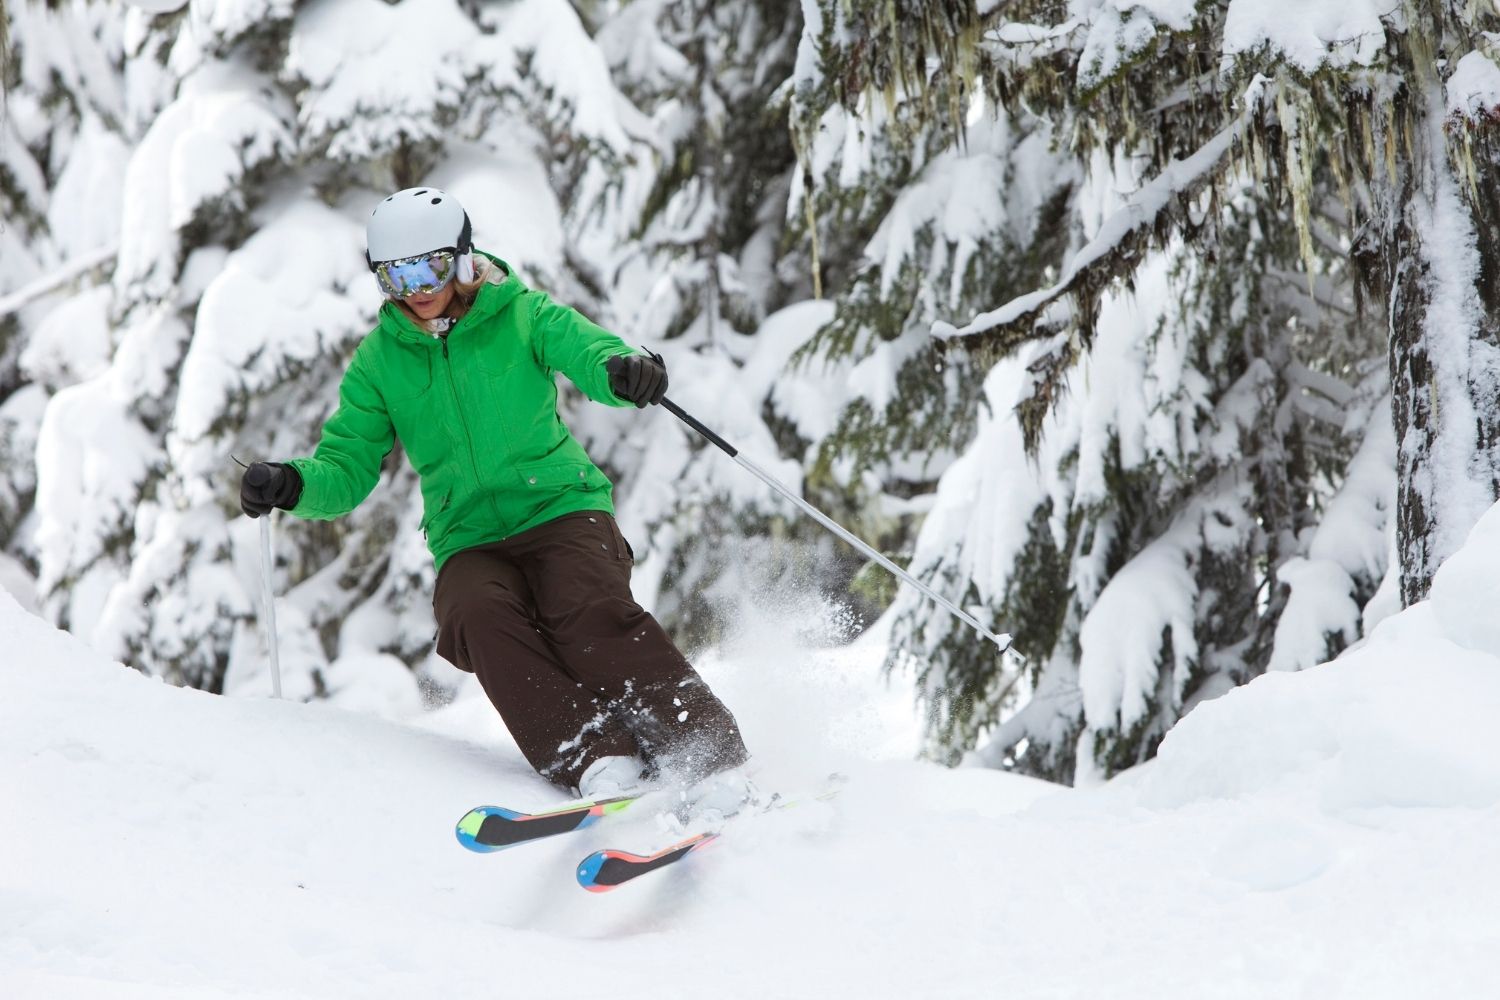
left=0, top=0, right=131, bottom=610
left=580, top=0, right=859, bottom=649
left=2, top=0, right=660, bottom=710
left=786, top=0, right=1079, bottom=629
left=791, top=1, right=1480, bottom=782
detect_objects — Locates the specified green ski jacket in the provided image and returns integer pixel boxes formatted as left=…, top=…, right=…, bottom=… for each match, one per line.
left=285, top=255, right=639, bottom=573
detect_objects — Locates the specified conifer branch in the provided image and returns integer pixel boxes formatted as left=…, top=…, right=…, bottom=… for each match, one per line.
left=933, top=80, right=1269, bottom=355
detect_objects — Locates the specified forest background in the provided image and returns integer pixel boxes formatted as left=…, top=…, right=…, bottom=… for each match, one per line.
left=5, top=0, right=1500, bottom=787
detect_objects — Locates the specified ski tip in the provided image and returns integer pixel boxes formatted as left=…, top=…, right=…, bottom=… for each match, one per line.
left=454, top=806, right=524, bottom=853
left=576, top=851, right=617, bottom=893
left=575, top=834, right=718, bottom=893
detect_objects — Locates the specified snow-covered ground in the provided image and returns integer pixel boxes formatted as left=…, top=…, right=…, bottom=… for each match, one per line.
left=7, top=504, right=1500, bottom=998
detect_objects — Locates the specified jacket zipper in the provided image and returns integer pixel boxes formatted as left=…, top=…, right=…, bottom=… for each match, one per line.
left=439, top=333, right=505, bottom=528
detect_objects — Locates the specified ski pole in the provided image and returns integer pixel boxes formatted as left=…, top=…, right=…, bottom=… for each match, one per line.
left=257, top=515, right=283, bottom=698
left=659, top=396, right=1012, bottom=652
left=242, top=463, right=285, bottom=698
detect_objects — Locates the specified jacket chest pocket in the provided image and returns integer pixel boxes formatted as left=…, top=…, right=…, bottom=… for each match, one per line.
left=380, top=350, right=433, bottom=402
left=473, top=355, right=555, bottom=408
left=387, top=382, right=446, bottom=461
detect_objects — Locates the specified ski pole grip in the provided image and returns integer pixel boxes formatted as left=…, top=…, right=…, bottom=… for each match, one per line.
left=661, top=397, right=738, bottom=458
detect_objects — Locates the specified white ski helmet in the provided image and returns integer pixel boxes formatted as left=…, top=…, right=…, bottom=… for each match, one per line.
left=365, top=186, right=475, bottom=282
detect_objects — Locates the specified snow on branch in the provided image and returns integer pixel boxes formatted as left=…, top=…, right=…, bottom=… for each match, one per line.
left=1269, top=396, right=1394, bottom=672
left=932, top=78, right=1269, bottom=355
left=1445, top=50, right=1500, bottom=129
left=0, top=245, right=117, bottom=320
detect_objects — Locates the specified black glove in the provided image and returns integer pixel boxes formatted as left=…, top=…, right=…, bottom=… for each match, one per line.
left=605, top=351, right=668, bottom=408
left=240, top=462, right=303, bottom=518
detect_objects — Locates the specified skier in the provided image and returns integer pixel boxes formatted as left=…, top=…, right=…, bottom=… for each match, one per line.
left=238, top=187, right=751, bottom=814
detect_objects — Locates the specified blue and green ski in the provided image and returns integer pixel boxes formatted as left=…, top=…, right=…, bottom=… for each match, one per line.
left=455, top=794, right=641, bottom=852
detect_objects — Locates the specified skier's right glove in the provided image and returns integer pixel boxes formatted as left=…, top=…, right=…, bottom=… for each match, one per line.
left=239, top=462, right=303, bottom=518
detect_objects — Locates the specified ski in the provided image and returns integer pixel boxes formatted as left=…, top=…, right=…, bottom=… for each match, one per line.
left=455, top=794, right=641, bottom=852
left=574, top=780, right=845, bottom=892
left=575, top=831, right=718, bottom=893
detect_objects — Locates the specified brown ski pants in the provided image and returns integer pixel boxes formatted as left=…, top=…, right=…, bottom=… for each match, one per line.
left=433, top=510, right=748, bottom=790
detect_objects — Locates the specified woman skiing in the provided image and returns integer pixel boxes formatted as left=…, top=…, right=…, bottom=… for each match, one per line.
left=238, top=187, right=750, bottom=811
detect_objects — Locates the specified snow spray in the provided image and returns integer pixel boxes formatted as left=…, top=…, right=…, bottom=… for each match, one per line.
left=658, top=396, right=1012, bottom=653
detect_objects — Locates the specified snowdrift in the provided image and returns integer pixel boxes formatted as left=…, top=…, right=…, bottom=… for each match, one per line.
left=6, top=507, right=1500, bottom=997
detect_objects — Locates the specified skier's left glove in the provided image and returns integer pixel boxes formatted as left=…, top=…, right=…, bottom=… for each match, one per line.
left=240, top=462, right=303, bottom=518
left=605, top=351, right=668, bottom=408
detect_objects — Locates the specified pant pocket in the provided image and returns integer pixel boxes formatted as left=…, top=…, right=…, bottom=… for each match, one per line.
left=606, top=515, right=635, bottom=563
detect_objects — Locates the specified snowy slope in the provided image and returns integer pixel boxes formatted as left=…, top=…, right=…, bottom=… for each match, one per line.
left=6, top=498, right=1500, bottom=998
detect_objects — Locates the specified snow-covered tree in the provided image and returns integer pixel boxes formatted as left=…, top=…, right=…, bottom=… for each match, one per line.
left=576, top=0, right=866, bottom=649
left=786, top=0, right=1078, bottom=623
left=0, top=0, right=130, bottom=614
left=786, top=1, right=1498, bottom=782
left=3, top=0, right=877, bottom=711
left=2, top=0, right=663, bottom=710
left=12, top=0, right=1490, bottom=798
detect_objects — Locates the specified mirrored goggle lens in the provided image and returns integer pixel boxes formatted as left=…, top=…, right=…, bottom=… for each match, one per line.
left=376, top=252, right=455, bottom=297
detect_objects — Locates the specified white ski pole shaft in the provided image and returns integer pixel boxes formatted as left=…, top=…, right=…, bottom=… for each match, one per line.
left=258, top=514, right=283, bottom=698
left=659, top=397, right=1012, bottom=652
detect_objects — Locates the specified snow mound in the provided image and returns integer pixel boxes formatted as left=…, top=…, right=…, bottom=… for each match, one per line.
left=1139, top=631, right=1500, bottom=812
left=1137, top=501, right=1500, bottom=816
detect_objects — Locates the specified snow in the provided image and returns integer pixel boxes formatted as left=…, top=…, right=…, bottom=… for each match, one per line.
left=1429, top=499, right=1500, bottom=662
left=18, top=287, right=114, bottom=392
left=112, top=70, right=290, bottom=303
left=756, top=299, right=844, bottom=443
left=1447, top=50, right=1500, bottom=122
left=285, top=0, right=487, bottom=162
left=120, top=0, right=187, bottom=12
left=1411, top=98, right=1500, bottom=581
left=1071, top=0, right=1392, bottom=89
left=477, top=0, right=637, bottom=155
left=1220, top=0, right=1392, bottom=72
left=436, top=148, right=567, bottom=278
left=1076, top=3, right=1172, bottom=92
left=893, top=357, right=1046, bottom=621
left=1270, top=397, right=1394, bottom=673
left=45, top=115, right=130, bottom=254
left=33, top=377, right=161, bottom=599
left=8, top=1, right=1500, bottom=990
left=287, top=0, right=633, bottom=165
left=866, top=115, right=1015, bottom=301
left=184, top=0, right=295, bottom=53
left=937, top=84, right=1262, bottom=341
left=1077, top=500, right=1200, bottom=737
left=7, top=508, right=1500, bottom=995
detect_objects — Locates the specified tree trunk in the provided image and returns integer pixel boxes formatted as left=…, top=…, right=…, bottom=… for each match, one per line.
left=1388, top=76, right=1500, bottom=605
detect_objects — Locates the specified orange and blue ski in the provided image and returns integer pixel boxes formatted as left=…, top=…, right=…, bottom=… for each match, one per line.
left=574, top=781, right=844, bottom=892
left=455, top=795, right=640, bottom=852
left=576, top=831, right=718, bottom=892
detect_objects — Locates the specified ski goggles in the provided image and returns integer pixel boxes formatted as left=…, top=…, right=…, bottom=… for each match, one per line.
left=373, top=249, right=457, bottom=298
